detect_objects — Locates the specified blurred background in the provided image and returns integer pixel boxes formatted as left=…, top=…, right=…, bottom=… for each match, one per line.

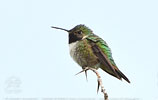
left=0, top=0, right=158, bottom=100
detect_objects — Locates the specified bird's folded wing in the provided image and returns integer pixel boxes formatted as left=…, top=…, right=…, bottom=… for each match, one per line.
left=87, top=36, right=120, bottom=78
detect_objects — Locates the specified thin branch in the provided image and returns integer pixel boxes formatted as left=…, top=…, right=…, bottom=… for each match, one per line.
left=90, top=68, right=108, bottom=100
left=76, top=67, right=108, bottom=100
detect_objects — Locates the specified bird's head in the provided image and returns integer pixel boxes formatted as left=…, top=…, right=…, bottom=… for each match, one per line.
left=51, top=24, right=93, bottom=43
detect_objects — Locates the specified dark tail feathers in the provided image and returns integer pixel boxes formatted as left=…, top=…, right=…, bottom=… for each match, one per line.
left=116, top=69, right=130, bottom=83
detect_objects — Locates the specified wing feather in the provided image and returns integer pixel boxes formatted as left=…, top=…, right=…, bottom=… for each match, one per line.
left=87, top=35, right=130, bottom=83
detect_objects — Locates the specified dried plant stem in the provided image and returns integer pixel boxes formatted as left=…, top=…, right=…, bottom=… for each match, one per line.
left=90, top=68, right=108, bottom=100
left=76, top=67, right=108, bottom=100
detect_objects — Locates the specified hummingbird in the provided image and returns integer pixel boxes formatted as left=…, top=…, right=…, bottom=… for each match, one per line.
left=51, top=25, right=130, bottom=84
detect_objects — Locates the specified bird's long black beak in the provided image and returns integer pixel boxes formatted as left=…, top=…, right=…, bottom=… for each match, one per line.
left=51, top=26, right=69, bottom=32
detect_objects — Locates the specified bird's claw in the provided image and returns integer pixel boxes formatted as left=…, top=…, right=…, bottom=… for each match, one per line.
left=76, top=68, right=101, bottom=94
left=97, top=79, right=100, bottom=93
left=85, top=70, right=88, bottom=81
left=75, top=67, right=89, bottom=81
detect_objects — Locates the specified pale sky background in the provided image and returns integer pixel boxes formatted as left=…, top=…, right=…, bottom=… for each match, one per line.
left=0, top=0, right=158, bottom=100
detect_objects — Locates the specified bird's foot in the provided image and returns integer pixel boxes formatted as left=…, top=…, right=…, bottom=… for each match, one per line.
left=75, top=67, right=90, bottom=81
left=75, top=67, right=89, bottom=75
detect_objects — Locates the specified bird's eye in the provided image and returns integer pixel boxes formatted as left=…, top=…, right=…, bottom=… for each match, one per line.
left=77, top=31, right=82, bottom=34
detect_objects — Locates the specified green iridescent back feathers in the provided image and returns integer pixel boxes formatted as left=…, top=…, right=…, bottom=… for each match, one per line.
left=87, top=35, right=117, bottom=67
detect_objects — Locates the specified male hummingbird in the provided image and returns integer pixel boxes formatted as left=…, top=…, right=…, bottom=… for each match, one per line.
left=51, top=24, right=130, bottom=83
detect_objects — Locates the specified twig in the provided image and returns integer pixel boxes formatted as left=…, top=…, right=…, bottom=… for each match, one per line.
left=90, top=68, right=108, bottom=100
left=76, top=67, right=108, bottom=100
